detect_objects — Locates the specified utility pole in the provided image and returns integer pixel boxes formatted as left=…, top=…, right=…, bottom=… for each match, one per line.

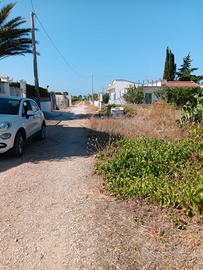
left=31, top=12, right=40, bottom=107
left=91, top=73, right=94, bottom=104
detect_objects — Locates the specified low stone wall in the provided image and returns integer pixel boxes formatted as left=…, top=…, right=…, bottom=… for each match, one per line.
left=41, top=101, right=52, bottom=112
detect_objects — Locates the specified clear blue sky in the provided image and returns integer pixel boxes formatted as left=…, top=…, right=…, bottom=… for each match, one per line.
left=1, top=0, right=203, bottom=96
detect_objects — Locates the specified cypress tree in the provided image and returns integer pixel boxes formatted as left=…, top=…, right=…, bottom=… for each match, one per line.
left=163, top=47, right=169, bottom=80
left=163, top=47, right=176, bottom=81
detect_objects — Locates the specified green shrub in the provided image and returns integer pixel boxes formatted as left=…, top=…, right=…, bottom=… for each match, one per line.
left=123, top=86, right=144, bottom=104
left=180, top=93, right=203, bottom=124
left=103, top=93, right=109, bottom=104
left=26, top=84, right=50, bottom=98
left=96, top=125, right=203, bottom=216
left=158, top=87, right=202, bottom=107
left=9, top=82, right=20, bottom=88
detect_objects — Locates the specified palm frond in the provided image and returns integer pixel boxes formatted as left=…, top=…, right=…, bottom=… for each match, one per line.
left=0, top=2, right=33, bottom=59
left=0, top=3, right=15, bottom=26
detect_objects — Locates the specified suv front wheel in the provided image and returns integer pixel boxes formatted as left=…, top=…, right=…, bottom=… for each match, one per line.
left=38, top=123, right=46, bottom=140
left=12, top=131, right=25, bottom=157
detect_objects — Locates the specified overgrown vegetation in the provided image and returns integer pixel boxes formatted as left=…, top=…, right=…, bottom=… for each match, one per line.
left=96, top=126, right=203, bottom=217
left=157, top=86, right=203, bottom=124
left=26, top=84, right=50, bottom=98
left=90, top=98, right=203, bottom=218
left=123, top=86, right=144, bottom=104
left=180, top=93, right=203, bottom=124
left=157, top=87, right=202, bottom=107
left=91, top=101, right=185, bottom=141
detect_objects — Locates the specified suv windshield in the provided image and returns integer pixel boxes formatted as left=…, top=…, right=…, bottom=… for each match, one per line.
left=0, top=98, right=20, bottom=115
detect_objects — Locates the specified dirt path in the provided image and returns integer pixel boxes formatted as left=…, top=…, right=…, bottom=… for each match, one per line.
left=0, top=104, right=202, bottom=270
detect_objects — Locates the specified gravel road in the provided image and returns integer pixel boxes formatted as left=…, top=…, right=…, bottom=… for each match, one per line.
left=0, top=104, right=202, bottom=270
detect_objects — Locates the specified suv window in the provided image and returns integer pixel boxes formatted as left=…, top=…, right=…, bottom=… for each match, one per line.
left=22, top=101, right=31, bottom=117
left=29, top=100, right=40, bottom=112
left=0, top=98, right=20, bottom=115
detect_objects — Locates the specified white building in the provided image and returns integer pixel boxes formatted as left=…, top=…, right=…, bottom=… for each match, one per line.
left=142, top=80, right=162, bottom=104
left=107, top=79, right=162, bottom=104
left=107, top=79, right=138, bottom=105
left=0, top=76, right=26, bottom=97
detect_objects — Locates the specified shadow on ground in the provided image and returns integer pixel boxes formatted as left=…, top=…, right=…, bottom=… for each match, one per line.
left=0, top=123, right=112, bottom=173
left=44, top=110, right=95, bottom=121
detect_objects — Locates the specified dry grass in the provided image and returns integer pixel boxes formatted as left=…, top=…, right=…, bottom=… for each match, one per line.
left=90, top=101, right=189, bottom=141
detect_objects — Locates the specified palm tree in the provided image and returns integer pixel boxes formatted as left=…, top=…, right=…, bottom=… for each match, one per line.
left=0, top=2, right=32, bottom=60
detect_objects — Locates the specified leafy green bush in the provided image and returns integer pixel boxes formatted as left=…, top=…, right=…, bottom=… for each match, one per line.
left=9, top=82, right=20, bottom=88
left=180, top=93, right=203, bottom=124
left=26, top=84, right=50, bottom=98
left=103, top=93, right=109, bottom=104
left=96, top=125, right=203, bottom=216
left=123, top=86, right=144, bottom=104
left=158, top=87, right=202, bottom=107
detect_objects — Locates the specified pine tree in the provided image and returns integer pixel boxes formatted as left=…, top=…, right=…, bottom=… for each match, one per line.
left=176, top=53, right=203, bottom=82
left=163, top=47, right=176, bottom=81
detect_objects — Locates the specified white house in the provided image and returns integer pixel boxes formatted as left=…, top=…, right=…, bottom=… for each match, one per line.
left=107, top=79, right=139, bottom=105
left=107, top=79, right=202, bottom=104
left=107, top=79, right=162, bottom=104
left=142, top=80, right=162, bottom=104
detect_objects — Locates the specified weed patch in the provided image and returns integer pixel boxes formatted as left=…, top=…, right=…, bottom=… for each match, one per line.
left=96, top=126, right=203, bottom=217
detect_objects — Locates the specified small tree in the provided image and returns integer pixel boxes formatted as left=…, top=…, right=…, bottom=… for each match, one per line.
left=103, top=93, right=109, bottom=104
left=123, top=86, right=144, bottom=104
left=176, top=53, right=203, bottom=83
left=163, top=47, right=176, bottom=81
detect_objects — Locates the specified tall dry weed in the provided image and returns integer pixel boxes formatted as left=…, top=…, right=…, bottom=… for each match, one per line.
left=89, top=101, right=188, bottom=141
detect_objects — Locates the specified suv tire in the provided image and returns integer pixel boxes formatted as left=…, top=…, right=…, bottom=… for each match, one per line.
left=38, top=123, right=46, bottom=140
left=12, top=131, right=25, bottom=157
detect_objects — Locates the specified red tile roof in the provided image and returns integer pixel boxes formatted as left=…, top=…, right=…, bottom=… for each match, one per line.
left=162, top=81, right=199, bottom=87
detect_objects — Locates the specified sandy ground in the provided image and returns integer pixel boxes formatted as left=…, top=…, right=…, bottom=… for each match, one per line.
left=0, top=104, right=202, bottom=270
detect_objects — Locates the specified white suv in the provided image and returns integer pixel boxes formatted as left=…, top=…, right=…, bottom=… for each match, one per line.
left=0, top=96, right=46, bottom=157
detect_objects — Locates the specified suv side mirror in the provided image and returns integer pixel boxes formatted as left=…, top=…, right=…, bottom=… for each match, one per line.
left=26, top=110, right=34, bottom=117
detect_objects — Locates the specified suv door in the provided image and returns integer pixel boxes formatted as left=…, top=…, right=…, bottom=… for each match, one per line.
left=22, top=100, right=35, bottom=138
left=28, top=100, right=42, bottom=134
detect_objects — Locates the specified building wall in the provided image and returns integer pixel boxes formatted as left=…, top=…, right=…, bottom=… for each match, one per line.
left=108, top=80, right=138, bottom=104
left=41, top=101, right=52, bottom=112
left=143, top=86, right=159, bottom=104
left=10, top=87, right=23, bottom=97
left=107, top=80, right=162, bottom=105
left=0, top=82, right=10, bottom=96
left=52, top=94, right=71, bottom=110
left=0, top=77, right=24, bottom=97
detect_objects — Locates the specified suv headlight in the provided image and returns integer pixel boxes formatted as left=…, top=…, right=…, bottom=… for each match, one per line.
left=0, top=122, right=11, bottom=131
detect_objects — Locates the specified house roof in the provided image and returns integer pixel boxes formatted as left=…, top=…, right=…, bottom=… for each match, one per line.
left=113, top=79, right=136, bottom=83
left=162, top=81, right=199, bottom=87
left=107, top=79, right=137, bottom=90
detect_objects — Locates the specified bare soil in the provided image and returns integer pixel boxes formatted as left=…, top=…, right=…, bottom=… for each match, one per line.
left=0, top=104, right=202, bottom=270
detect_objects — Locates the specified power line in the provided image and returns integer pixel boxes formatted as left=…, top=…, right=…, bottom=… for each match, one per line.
left=36, top=16, right=91, bottom=78
left=30, top=0, right=91, bottom=79
left=30, top=0, right=35, bottom=12
left=29, top=0, right=145, bottom=89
